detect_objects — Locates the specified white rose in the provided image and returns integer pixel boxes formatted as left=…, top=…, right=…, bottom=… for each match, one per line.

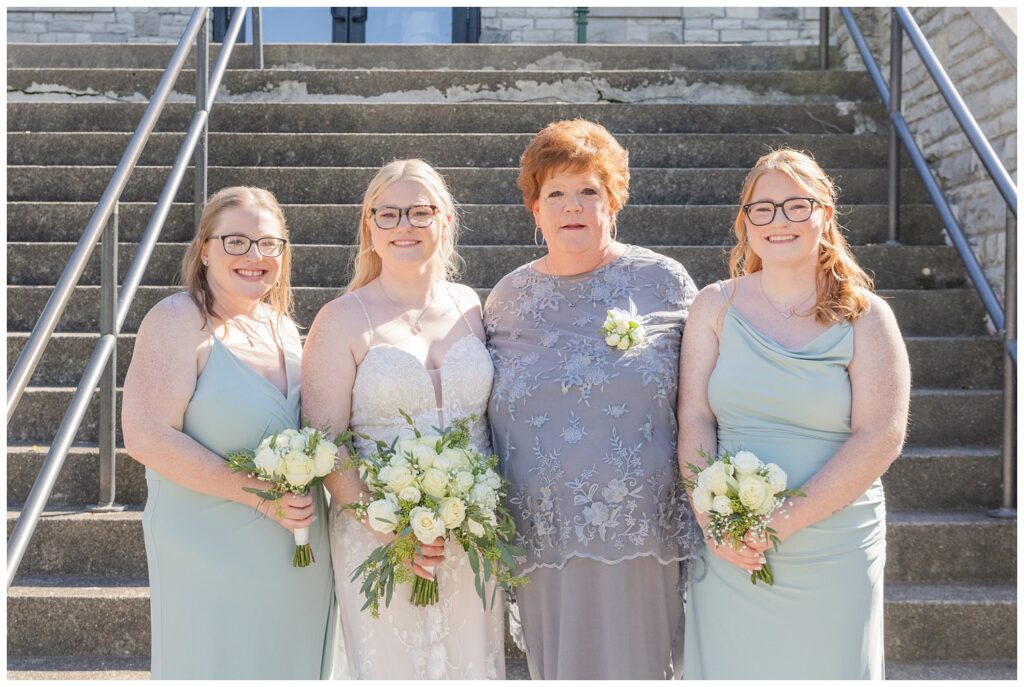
left=254, top=446, right=281, bottom=476
left=432, top=453, right=452, bottom=472
left=691, top=486, right=713, bottom=514
left=384, top=465, right=415, bottom=493
left=605, top=333, right=621, bottom=347
left=410, top=445, right=437, bottom=469
left=701, top=462, right=730, bottom=496
left=465, top=517, right=486, bottom=537
left=630, top=328, right=645, bottom=345
left=438, top=497, right=467, bottom=529
left=282, top=449, right=315, bottom=488
left=366, top=494, right=400, bottom=533
left=377, top=465, right=395, bottom=485
left=418, top=435, right=442, bottom=450
left=421, top=468, right=449, bottom=499
left=614, top=317, right=629, bottom=334
left=398, top=486, right=422, bottom=503
left=481, top=469, right=502, bottom=490
left=288, top=433, right=306, bottom=452
left=756, top=490, right=779, bottom=516
left=410, top=506, right=446, bottom=544
left=712, top=495, right=734, bottom=516
left=616, top=338, right=630, bottom=350
left=388, top=454, right=411, bottom=470
left=441, top=448, right=470, bottom=471
left=453, top=471, right=475, bottom=494
left=732, top=450, right=762, bottom=476
left=737, top=476, right=768, bottom=511
left=312, top=440, right=338, bottom=477
left=395, top=438, right=420, bottom=457
left=765, top=463, right=788, bottom=493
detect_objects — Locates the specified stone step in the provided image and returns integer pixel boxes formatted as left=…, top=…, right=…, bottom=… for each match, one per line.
left=8, top=101, right=887, bottom=134
left=5, top=201, right=946, bottom=246
left=7, top=68, right=880, bottom=104
left=6, top=243, right=968, bottom=290
left=6, top=657, right=1017, bottom=681
left=7, top=576, right=1014, bottom=662
left=5, top=385, right=1001, bottom=446
left=6, top=165, right=929, bottom=205
left=6, top=332, right=1002, bottom=389
left=7, top=131, right=901, bottom=169
left=7, top=43, right=834, bottom=71
left=6, top=507, right=1013, bottom=584
left=7, top=286, right=991, bottom=336
left=5, top=445, right=1004, bottom=512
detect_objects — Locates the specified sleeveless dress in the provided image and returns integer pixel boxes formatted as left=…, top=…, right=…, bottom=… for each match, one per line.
left=682, top=298, right=886, bottom=679
left=141, top=318, right=336, bottom=679
left=329, top=287, right=506, bottom=680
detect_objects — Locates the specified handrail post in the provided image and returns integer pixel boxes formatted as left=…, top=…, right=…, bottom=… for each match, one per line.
left=575, top=8, right=589, bottom=44
left=195, top=9, right=210, bottom=231
left=819, top=8, right=830, bottom=70
left=991, top=207, right=1017, bottom=518
left=887, top=10, right=902, bottom=244
left=252, top=7, right=264, bottom=69
left=87, top=203, right=124, bottom=514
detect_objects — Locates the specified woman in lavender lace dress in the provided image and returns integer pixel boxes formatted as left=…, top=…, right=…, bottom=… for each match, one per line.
left=484, top=120, right=703, bottom=679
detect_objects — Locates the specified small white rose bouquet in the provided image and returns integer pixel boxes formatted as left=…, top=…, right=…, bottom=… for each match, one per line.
left=226, top=426, right=340, bottom=567
left=682, top=449, right=805, bottom=585
left=340, top=410, right=526, bottom=618
left=601, top=299, right=646, bottom=350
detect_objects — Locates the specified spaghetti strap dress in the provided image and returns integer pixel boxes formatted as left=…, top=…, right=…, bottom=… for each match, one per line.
left=682, top=300, right=885, bottom=679
left=142, top=320, right=337, bottom=679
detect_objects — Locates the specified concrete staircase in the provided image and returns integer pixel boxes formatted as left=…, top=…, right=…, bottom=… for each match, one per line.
left=6, top=43, right=1015, bottom=680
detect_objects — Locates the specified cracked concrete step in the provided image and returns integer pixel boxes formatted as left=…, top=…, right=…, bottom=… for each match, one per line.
left=7, top=43, right=836, bottom=71
left=6, top=243, right=969, bottom=290
left=885, top=660, right=1016, bottom=680
left=9, top=333, right=1000, bottom=389
left=8, top=131, right=902, bottom=169
left=7, top=165, right=930, bottom=204
left=7, top=68, right=881, bottom=104
left=6, top=445, right=1003, bottom=511
left=6, top=386, right=1002, bottom=446
left=7, top=507, right=1013, bottom=583
left=8, top=101, right=888, bottom=134
left=5, top=202, right=946, bottom=246
left=6, top=286, right=992, bottom=336
left=7, top=577, right=1015, bottom=662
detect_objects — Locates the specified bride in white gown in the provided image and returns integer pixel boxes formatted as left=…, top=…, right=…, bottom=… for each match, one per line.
left=301, top=159, right=505, bottom=679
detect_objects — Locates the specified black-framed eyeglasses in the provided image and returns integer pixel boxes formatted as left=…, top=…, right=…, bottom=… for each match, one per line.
left=207, top=234, right=288, bottom=257
left=370, top=204, right=438, bottom=230
left=742, top=197, right=819, bottom=226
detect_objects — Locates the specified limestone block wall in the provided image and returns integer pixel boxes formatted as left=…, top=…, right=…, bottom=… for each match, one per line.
left=480, top=7, right=822, bottom=44
left=832, top=7, right=1017, bottom=297
left=7, top=7, right=193, bottom=43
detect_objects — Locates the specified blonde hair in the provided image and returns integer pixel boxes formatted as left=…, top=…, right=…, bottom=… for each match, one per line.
left=346, top=159, right=463, bottom=293
left=518, top=119, right=630, bottom=218
left=729, top=148, right=873, bottom=324
left=181, top=186, right=294, bottom=324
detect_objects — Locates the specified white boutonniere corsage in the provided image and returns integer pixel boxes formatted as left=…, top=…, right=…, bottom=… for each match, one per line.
left=601, top=300, right=647, bottom=350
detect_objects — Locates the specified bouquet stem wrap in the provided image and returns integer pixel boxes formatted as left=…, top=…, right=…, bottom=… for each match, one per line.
left=293, top=526, right=314, bottom=567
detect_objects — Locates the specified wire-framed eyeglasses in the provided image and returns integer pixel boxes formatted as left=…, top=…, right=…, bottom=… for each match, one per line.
left=207, top=235, right=288, bottom=257
left=370, top=204, right=439, bottom=230
left=742, top=197, right=819, bottom=226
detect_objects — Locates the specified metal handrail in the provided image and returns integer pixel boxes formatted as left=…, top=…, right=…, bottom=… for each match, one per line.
left=837, top=8, right=1016, bottom=517
left=839, top=7, right=1017, bottom=360
left=6, top=7, right=250, bottom=589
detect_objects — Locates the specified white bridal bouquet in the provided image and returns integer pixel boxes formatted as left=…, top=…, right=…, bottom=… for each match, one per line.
left=600, top=300, right=646, bottom=350
left=226, top=426, right=340, bottom=567
left=682, top=449, right=805, bottom=585
left=340, top=411, right=526, bottom=618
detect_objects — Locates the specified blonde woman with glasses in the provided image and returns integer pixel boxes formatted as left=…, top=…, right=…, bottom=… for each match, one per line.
left=302, top=159, right=505, bottom=679
left=122, top=187, right=335, bottom=679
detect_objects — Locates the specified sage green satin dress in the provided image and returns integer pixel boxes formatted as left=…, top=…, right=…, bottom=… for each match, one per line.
left=683, top=303, right=885, bottom=679
left=142, top=327, right=336, bottom=679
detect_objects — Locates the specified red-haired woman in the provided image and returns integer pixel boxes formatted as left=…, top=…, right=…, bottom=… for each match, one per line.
left=678, top=149, right=910, bottom=678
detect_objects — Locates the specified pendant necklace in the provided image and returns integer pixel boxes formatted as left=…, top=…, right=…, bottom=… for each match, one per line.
left=759, top=274, right=818, bottom=320
left=380, top=280, right=440, bottom=335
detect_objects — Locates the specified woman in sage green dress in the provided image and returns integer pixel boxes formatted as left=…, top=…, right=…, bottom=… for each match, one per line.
left=122, top=187, right=335, bottom=679
left=678, top=149, right=910, bottom=679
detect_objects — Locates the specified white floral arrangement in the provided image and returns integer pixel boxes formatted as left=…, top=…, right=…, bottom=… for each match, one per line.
left=682, top=449, right=805, bottom=585
left=601, top=300, right=646, bottom=350
left=226, top=426, right=340, bottom=567
left=340, top=411, right=526, bottom=617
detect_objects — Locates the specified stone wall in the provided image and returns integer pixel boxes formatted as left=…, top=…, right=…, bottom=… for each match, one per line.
left=833, top=7, right=1017, bottom=298
left=481, top=7, right=822, bottom=44
left=7, top=7, right=193, bottom=43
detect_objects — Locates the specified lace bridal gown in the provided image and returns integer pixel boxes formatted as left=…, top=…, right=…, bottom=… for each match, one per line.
left=329, top=293, right=506, bottom=680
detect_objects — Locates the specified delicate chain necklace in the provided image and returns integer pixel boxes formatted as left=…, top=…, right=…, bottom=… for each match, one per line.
left=229, top=314, right=278, bottom=353
left=758, top=274, right=818, bottom=320
left=379, top=279, right=441, bottom=335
